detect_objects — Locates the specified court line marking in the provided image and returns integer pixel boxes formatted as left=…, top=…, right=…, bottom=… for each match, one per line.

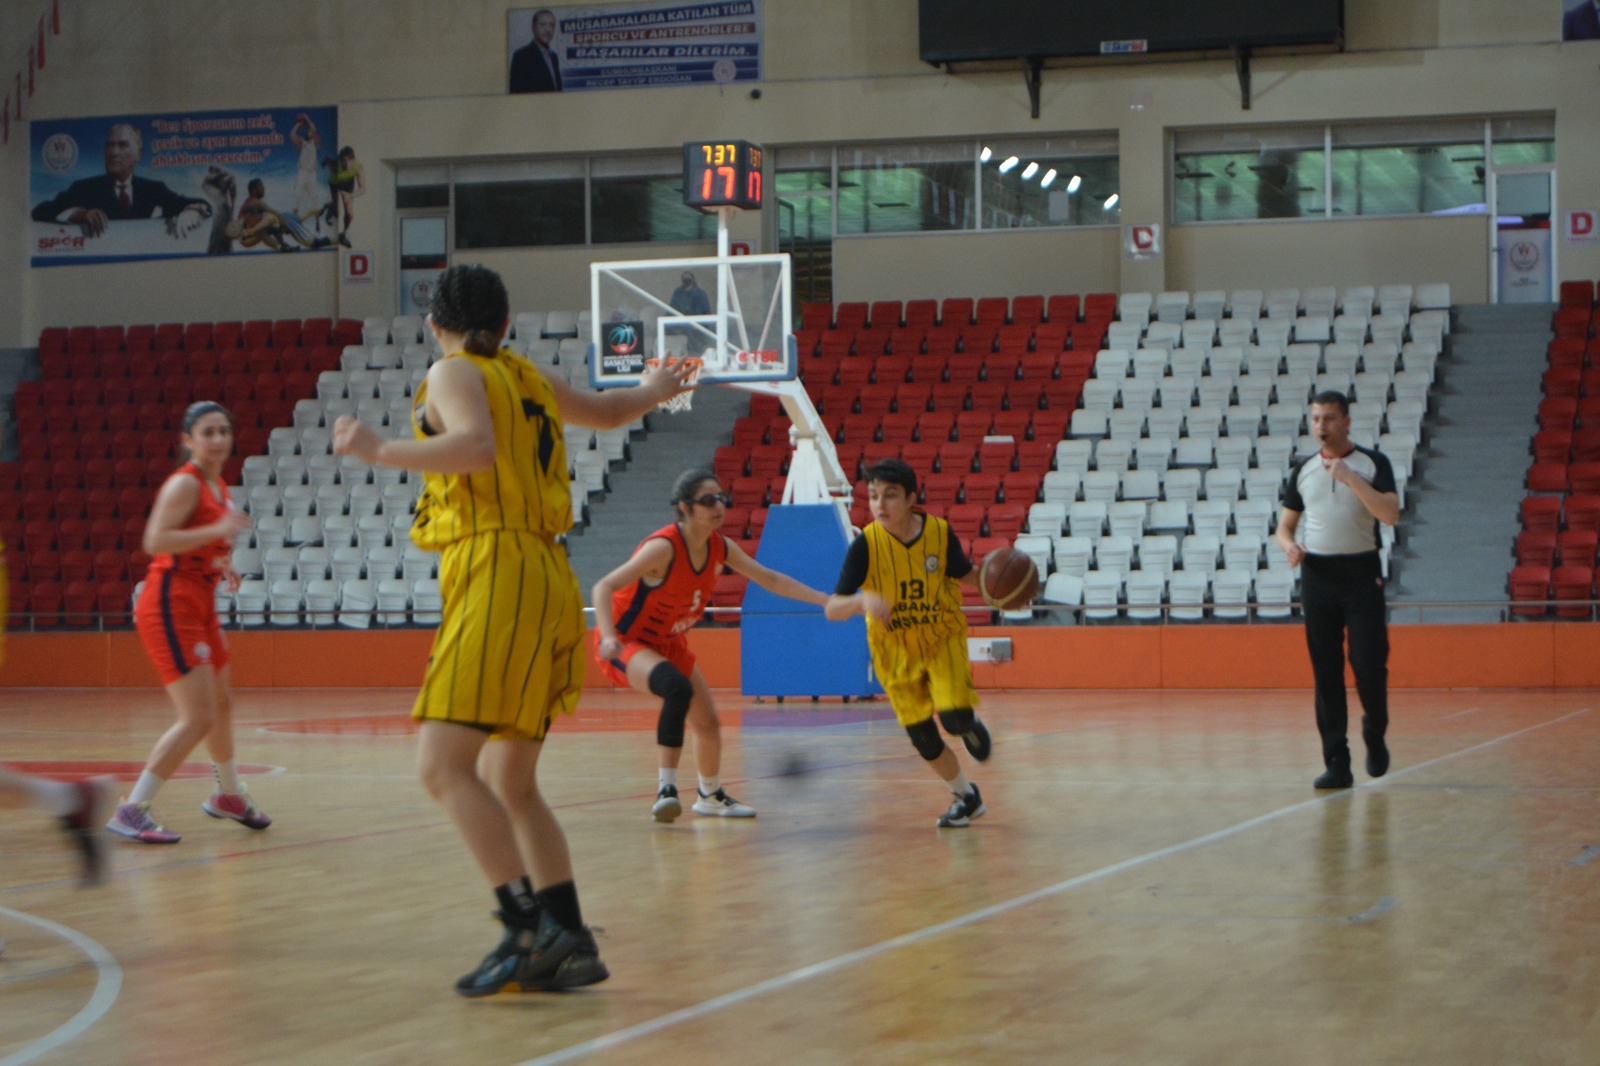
left=511, top=707, right=1591, bottom=1066
left=0, top=906, right=122, bottom=1066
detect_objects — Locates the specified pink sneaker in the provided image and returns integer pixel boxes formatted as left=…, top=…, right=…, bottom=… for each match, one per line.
left=107, top=801, right=182, bottom=844
left=202, top=791, right=272, bottom=830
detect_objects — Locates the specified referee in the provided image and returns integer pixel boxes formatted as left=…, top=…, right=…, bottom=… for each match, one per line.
left=1275, top=391, right=1400, bottom=789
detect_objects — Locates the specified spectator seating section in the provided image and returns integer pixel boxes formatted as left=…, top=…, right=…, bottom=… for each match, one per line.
left=780, top=286, right=1447, bottom=622
left=1515, top=282, right=1600, bottom=618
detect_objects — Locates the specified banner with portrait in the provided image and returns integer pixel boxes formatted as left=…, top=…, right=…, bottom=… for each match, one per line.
left=29, top=106, right=346, bottom=267
left=508, top=2, right=763, bottom=94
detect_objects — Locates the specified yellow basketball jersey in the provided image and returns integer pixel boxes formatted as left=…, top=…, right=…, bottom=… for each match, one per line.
left=410, top=347, right=572, bottom=550
left=860, top=510, right=969, bottom=671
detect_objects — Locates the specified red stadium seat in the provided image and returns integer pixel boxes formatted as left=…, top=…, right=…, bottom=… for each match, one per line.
left=868, top=300, right=903, bottom=329
left=1011, top=295, right=1045, bottom=325
left=1508, top=564, right=1551, bottom=616
left=1552, top=566, right=1596, bottom=619
left=1570, top=461, right=1600, bottom=495
left=1567, top=495, right=1600, bottom=533
left=1045, top=294, right=1081, bottom=324
left=1558, top=529, right=1599, bottom=567
left=974, top=297, right=1009, bottom=326
left=903, top=300, right=939, bottom=330
left=940, top=297, right=974, bottom=327
left=1526, top=462, right=1570, bottom=493
left=123, top=324, right=155, bottom=354
left=182, top=322, right=214, bottom=351
left=1520, top=496, right=1562, bottom=532
left=211, top=321, right=244, bottom=350
left=834, top=302, right=869, bottom=332
left=1515, top=530, right=1557, bottom=567
left=799, top=302, right=833, bottom=332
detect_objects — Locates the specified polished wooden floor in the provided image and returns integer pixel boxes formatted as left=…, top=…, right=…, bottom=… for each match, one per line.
left=2, top=684, right=1598, bottom=1065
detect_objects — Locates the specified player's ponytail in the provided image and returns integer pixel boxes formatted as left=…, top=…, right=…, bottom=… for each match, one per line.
left=429, top=264, right=511, bottom=356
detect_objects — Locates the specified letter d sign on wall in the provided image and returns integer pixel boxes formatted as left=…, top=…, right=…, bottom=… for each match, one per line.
left=1566, top=210, right=1597, bottom=245
left=1124, top=223, right=1161, bottom=260
left=342, top=249, right=374, bottom=284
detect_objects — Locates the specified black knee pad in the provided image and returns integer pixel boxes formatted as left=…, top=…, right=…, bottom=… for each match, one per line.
left=648, top=661, right=694, bottom=748
left=906, top=718, right=947, bottom=761
left=937, top=709, right=975, bottom=736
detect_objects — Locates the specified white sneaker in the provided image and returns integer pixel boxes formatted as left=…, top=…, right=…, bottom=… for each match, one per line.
left=692, top=788, right=756, bottom=818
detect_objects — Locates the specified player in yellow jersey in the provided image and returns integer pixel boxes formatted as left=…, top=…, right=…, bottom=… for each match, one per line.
left=332, top=264, right=693, bottom=996
left=826, top=458, right=994, bottom=827
left=0, top=535, right=116, bottom=891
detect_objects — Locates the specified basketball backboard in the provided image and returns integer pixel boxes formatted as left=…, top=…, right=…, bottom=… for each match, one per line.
left=588, top=252, right=794, bottom=389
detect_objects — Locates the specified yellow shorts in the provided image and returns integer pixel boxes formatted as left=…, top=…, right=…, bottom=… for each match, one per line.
left=413, top=530, right=585, bottom=742
left=871, top=630, right=978, bottom=727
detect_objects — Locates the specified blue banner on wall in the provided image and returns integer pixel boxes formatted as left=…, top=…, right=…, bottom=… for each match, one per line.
left=508, top=2, right=763, bottom=94
left=29, top=106, right=346, bottom=267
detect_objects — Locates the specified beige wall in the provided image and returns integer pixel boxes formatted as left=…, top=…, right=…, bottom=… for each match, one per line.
left=3, top=0, right=1596, bottom=346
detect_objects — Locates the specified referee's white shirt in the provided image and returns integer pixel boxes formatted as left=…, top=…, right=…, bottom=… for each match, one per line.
left=1282, top=445, right=1397, bottom=555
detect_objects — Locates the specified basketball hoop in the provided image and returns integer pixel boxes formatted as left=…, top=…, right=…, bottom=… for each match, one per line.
left=647, top=356, right=702, bottom=414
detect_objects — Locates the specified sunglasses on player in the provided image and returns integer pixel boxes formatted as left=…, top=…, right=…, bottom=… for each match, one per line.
left=689, top=492, right=732, bottom=508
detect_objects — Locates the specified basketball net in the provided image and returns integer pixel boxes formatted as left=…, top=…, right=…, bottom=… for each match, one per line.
left=648, top=356, right=702, bottom=414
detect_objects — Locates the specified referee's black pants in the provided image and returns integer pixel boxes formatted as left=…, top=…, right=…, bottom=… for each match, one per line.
left=1299, top=552, right=1388, bottom=768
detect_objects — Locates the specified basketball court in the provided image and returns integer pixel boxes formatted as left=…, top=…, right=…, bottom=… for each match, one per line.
left=4, top=684, right=1598, bottom=1064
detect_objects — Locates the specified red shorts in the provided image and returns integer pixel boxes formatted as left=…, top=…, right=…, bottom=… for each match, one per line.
left=593, top=630, right=695, bottom=687
left=135, top=570, right=229, bottom=685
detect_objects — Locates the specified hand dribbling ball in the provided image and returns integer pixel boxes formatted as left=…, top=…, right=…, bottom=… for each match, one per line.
left=978, top=547, right=1041, bottom=611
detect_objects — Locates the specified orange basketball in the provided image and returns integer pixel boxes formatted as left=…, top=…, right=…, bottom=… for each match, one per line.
left=978, top=547, right=1040, bottom=611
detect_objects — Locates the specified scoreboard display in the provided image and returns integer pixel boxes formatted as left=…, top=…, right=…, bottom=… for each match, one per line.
left=683, top=140, right=763, bottom=211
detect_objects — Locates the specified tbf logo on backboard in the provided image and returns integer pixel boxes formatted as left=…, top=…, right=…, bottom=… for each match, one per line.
left=1124, top=223, right=1161, bottom=260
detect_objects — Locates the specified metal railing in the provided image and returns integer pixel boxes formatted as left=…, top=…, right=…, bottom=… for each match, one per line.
left=8, top=597, right=1598, bottom=633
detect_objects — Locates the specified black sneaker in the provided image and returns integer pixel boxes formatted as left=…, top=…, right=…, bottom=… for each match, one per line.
left=936, top=784, right=986, bottom=828
left=455, top=912, right=540, bottom=997
left=1313, top=765, right=1354, bottom=790
left=962, top=718, right=993, bottom=762
left=652, top=784, right=682, bottom=823
left=60, top=778, right=114, bottom=886
left=1365, top=739, right=1390, bottom=779
left=515, top=911, right=610, bottom=991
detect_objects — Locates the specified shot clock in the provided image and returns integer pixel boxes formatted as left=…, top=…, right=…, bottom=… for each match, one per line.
left=683, top=140, right=763, bottom=211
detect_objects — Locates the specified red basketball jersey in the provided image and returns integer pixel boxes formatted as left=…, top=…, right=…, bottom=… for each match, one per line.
left=144, top=461, right=235, bottom=583
left=610, top=523, right=727, bottom=646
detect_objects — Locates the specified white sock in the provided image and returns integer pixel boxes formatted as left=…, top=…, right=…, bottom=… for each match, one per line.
left=214, top=759, right=243, bottom=794
left=698, top=775, right=720, bottom=797
left=947, top=771, right=972, bottom=798
left=21, top=777, right=78, bottom=817
left=659, top=767, right=678, bottom=790
left=127, top=771, right=166, bottom=806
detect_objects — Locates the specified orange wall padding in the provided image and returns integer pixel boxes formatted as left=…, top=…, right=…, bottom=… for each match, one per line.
left=3, top=624, right=1598, bottom=689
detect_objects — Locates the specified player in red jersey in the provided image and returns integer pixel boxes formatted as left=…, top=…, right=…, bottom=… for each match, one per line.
left=107, top=401, right=269, bottom=844
left=592, top=468, right=829, bottom=822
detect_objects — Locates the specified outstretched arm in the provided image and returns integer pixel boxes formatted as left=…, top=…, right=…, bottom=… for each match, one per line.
left=723, top=541, right=829, bottom=607
left=546, top=358, right=695, bottom=430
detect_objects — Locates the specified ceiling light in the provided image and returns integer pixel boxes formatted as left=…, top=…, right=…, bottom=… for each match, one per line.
left=980, top=146, right=992, bottom=162
left=1022, top=162, right=1039, bottom=179
left=998, top=156, right=1019, bottom=173
left=1040, top=168, right=1057, bottom=188
left=1066, top=174, right=1082, bottom=193
left=1103, top=193, right=1119, bottom=209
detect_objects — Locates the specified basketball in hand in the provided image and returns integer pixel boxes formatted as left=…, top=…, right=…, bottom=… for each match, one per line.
left=978, top=547, right=1041, bottom=611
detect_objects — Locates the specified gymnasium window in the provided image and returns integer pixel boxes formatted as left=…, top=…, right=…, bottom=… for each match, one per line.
left=1173, top=115, right=1554, bottom=224
left=590, top=153, right=716, bottom=245
left=776, top=137, right=1121, bottom=238
left=453, top=159, right=584, bottom=249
